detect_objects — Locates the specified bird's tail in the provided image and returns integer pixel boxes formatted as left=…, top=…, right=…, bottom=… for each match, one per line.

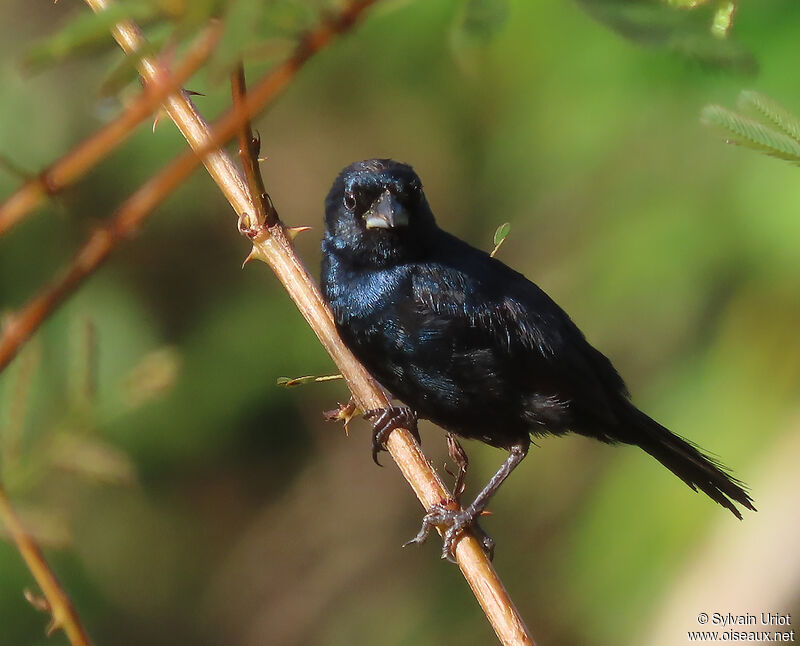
left=619, top=403, right=755, bottom=519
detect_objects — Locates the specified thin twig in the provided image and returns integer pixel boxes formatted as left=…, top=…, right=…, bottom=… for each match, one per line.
left=0, top=484, right=92, bottom=646
left=0, top=23, right=221, bottom=237
left=231, top=64, right=276, bottom=228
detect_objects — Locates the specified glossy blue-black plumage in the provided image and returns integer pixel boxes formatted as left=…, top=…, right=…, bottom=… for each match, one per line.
left=321, top=159, right=754, bottom=518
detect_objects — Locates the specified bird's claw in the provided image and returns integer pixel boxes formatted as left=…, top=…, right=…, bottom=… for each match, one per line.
left=404, top=503, right=494, bottom=562
left=363, top=406, right=419, bottom=466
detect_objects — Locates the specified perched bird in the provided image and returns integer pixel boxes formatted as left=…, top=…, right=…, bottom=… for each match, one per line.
left=321, top=158, right=754, bottom=559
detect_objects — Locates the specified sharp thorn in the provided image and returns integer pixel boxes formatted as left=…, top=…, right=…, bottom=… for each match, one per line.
left=286, top=226, right=311, bottom=240
left=23, top=589, right=50, bottom=613
left=241, top=249, right=256, bottom=268
left=45, top=615, right=63, bottom=636
left=152, top=106, right=168, bottom=133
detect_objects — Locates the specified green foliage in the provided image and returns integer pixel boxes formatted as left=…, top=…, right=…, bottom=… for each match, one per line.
left=458, top=0, right=510, bottom=40
left=701, top=92, right=800, bottom=164
left=737, top=90, right=800, bottom=142
left=23, top=3, right=156, bottom=71
left=0, top=314, right=149, bottom=515
left=213, top=0, right=317, bottom=73
left=710, top=0, right=736, bottom=38
left=23, top=0, right=328, bottom=86
left=575, top=0, right=755, bottom=73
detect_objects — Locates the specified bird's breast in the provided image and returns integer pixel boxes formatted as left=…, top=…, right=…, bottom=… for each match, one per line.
left=327, top=265, right=411, bottom=325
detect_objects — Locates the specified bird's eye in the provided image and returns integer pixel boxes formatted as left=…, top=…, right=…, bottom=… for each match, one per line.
left=343, top=191, right=356, bottom=211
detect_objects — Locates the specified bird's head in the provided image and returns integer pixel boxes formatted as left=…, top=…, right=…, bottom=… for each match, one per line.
left=324, top=159, right=436, bottom=267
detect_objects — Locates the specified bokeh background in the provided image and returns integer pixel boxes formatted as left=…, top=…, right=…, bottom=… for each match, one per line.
left=1, top=1, right=799, bottom=644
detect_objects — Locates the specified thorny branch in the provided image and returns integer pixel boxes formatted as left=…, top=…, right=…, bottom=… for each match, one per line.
left=0, top=2, right=536, bottom=644
left=0, top=485, right=91, bottom=646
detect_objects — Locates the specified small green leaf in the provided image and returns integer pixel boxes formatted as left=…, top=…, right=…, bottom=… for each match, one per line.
left=737, top=91, right=800, bottom=144
left=493, top=222, right=511, bottom=246
left=120, top=347, right=181, bottom=408
left=701, top=104, right=800, bottom=164
left=490, top=222, right=511, bottom=258
left=711, top=1, right=737, bottom=39
left=49, top=435, right=137, bottom=486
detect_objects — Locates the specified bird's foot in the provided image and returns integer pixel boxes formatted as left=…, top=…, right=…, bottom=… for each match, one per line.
left=363, top=405, right=419, bottom=466
left=404, top=502, right=495, bottom=562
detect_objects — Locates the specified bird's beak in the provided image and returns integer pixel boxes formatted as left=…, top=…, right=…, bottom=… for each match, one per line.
left=364, top=190, right=409, bottom=229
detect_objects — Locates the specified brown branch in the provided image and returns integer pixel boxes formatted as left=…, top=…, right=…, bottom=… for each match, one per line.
left=0, top=484, right=92, bottom=646
left=0, top=23, right=221, bottom=237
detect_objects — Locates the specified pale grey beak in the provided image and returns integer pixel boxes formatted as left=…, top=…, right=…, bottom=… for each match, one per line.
left=364, top=190, right=409, bottom=229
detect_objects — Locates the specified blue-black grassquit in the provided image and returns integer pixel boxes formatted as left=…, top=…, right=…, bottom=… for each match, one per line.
left=321, top=159, right=754, bottom=558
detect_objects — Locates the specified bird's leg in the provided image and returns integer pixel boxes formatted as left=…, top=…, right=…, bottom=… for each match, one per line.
left=405, top=440, right=529, bottom=561
left=363, top=405, right=419, bottom=466
left=444, top=433, right=469, bottom=502
left=441, top=434, right=495, bottom=559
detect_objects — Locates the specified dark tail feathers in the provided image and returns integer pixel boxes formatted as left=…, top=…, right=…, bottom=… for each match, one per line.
left=621, top=404, right=755, bottom=519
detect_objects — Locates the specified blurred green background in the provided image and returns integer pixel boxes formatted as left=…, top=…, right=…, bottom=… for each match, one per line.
left=1, top=1, right=799, bottom=644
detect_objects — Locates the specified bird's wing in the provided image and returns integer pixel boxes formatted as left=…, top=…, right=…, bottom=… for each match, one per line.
left=409, top=257, right=628, bottom=431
